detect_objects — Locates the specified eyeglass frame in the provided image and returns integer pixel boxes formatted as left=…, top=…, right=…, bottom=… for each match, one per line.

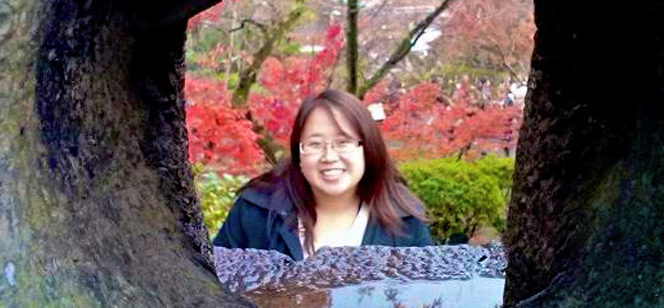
left=299, top=137, right=364, bottom=155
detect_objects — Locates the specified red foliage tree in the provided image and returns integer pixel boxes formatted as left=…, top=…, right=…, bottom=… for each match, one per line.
left=185, top=76, right=266, bottom=175
left=249, top=24, right=344, bottom=148
left=185, top=24, right=344, bottom=175
left=373, top=82, right=523, bottom=162
left=186, top=13, right=523, bottom=174
left=441, top=0, right=535, bottom=80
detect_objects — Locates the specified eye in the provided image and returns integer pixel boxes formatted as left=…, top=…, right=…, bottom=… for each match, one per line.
left=335, top=139, right=353, bottom=147
left=306, top=140, right=324, bottom=149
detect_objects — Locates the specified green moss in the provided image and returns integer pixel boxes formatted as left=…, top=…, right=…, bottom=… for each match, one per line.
left=0, top=249, right=97, bottom=307
left=529, top=160, right=664, bottom=308
left=582, top=164, right=663, bottom=307
left=586, top=164, right=625, bottom=227
left=1, top=3, right=101, bottom=307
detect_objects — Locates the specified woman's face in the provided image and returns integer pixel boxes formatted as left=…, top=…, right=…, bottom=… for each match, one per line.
left=299, top=107, right=366, bottom=202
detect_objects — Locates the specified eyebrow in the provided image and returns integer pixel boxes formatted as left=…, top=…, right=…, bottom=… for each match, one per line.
left=301, top=133, right=324, bottom=140
left=302, top=133, right=358, bottom=140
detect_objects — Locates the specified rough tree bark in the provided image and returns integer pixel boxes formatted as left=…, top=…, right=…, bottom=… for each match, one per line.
left=504, top=1, right=663, bottom=307
left=0, top=0, right=254, bottom=307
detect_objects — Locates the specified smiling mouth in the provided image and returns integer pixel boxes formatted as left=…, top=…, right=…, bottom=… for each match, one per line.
left=320, top=169, right=344, bottom=179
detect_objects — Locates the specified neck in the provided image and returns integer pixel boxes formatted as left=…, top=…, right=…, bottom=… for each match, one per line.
left=314, top=192, right=360, bottom=216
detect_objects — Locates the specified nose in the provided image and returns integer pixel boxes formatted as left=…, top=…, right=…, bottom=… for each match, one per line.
left=320, top=143, right=340, bottom=162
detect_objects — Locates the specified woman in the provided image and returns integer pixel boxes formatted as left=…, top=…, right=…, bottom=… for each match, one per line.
left=212, top=89, right=432, bottom=260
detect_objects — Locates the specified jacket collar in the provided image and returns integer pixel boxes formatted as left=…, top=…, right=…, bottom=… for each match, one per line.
left=241, top=186, right=303, bottom=260
left=241, top=185, right=295, bottom=216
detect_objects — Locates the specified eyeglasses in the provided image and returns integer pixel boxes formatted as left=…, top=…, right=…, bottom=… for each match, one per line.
left=299, top=138, right=363, bottom=155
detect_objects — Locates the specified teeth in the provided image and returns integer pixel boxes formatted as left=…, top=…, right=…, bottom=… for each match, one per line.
left=321, top=169, right=343, bottom=178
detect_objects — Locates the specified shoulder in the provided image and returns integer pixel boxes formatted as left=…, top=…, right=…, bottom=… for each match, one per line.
left=401, top=215, right=427, bottom=229
left=238, top=183, right=293, bottom=214
left=212, top=185, right=278, bottom=247
left=238, top=161, right=296, bottom=212
left=391, top=182, right=426, bottom=218
left=400, top=215, right=433, bottom=246
left=220, top=185, right=278, bottom=226
left=219, top=189, right=271, bottom=229
left=237, top=185, right=273, bottom=208
left=389, top=183, right=433, bottom=245
left=365, top=215, right=432, bottom=247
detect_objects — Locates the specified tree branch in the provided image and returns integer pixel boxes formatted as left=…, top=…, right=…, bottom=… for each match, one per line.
left=230, top=0, right=308, bottom=165
left=489, top=36, right=523, bottom=83
left=366, top=0, right=389, bottom=20
left=231, top=0, right=307, bottom=107
left=229, top=18, right=268, bottom=38
left=324, top=47, right=344, bottom=90
left=358, top=0, right=458, bottom=98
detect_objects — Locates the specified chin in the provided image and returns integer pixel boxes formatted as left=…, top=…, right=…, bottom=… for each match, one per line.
left=319, top=189, right=350, bottom=197
left=314, top=185, right=352, bottom=198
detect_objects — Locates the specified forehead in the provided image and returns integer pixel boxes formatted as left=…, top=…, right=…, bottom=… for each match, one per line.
left=301, top=106, right=358, bottom=139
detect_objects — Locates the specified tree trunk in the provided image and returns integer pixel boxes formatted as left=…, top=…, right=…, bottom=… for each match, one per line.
left=230, top=0, right=307, bottom=165
left=346, top=0, right=359, bottom=95
left=503, top=1, right=664, bottom=307
left=0, top=1, right=254, bottom=307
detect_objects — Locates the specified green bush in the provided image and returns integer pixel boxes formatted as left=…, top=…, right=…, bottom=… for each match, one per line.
left=193, top=165, right=249, bottom=238
left=474, top=154, right=515, bottom=233
left=399, top=155, right=514, bottom=243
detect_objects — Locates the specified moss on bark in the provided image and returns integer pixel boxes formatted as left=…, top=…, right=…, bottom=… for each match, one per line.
left=1, top=1, right=255, bottom=307
left=504, top=1, right=664, bottom=307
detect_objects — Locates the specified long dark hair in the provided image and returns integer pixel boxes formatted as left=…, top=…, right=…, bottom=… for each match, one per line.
left=245, top=89, right=427, bottom=256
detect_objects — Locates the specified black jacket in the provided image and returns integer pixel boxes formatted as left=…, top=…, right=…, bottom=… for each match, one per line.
left=212, top=185, right=432, bottom=261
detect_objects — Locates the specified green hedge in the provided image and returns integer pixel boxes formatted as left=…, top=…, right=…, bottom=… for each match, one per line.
left=193, top=165, right=249, bottom=238
left=399, top=155, right=514, bottom=244
left=193, top=155, right=514, bottom=244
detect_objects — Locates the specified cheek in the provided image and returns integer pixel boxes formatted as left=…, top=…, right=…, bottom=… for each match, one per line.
left=299, top=156, right=317, bottom=174
left=349, top=151, right=366, bottom=172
